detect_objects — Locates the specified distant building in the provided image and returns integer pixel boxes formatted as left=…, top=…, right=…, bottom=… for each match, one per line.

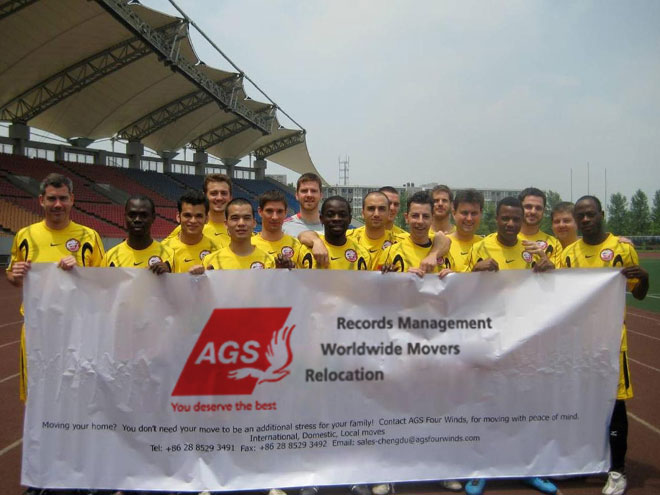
left=325, top=185, right=405, bottom=219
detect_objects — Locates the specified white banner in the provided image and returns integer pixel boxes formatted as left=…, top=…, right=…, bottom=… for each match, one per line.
left=22, top=264, right=625, bottom=491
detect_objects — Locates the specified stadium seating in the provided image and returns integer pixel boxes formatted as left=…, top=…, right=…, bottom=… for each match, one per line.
left=122, top=168, right=187, bottom=202
left=75, top=202, right=126, bottom=226
left=60, top=161, right=173, bottom=207
left=0, top=153, right=110, bottom=203
left=0, top=175, right=31, bottom=198
left=167, top=172, right=204, bottom=191
left=9, top=197, right=126, bottom=238
left=158, top=207, right=178, bottom=223
left=0, top=199, right=42, bottom=234
left=151, top=217, right=175, bottom=238
left=0, top=152, right=299, bottom=238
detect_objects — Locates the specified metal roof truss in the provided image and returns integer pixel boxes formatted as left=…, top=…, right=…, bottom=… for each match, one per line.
left=117, top=75, right=243, bottom=141
left=190, top=106, right=275, bottom=151
left=96, top=0, right=272, bottom=135
left=0, top=0, right=39, bottom=21
left=254, top=131, right=306, bottom=159
left=0, top=20, right=182, bottom=123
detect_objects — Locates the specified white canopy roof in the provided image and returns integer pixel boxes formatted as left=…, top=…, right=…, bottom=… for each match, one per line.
left=0, top=0, right=321, bottom=177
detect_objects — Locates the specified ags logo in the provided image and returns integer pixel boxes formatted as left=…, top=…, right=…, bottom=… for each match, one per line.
left=281, top=246, right=294, bottom=259
left=172, top=308, right=295, bottom=396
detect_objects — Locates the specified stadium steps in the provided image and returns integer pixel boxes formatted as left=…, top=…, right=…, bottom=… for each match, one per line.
left=2, top=173, right=40, bottom=197
left=60, top=161, right=173, bottom=207
left=122, top=168, right=187, bottom=202
left=58, top=161, right=177, bottom=236
left=166, top=172, right=204, bottom=191
left=0, top=173, right=34, bottom=198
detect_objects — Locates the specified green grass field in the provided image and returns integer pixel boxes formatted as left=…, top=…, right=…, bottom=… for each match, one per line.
left=626, top=257, right=660, bottom=313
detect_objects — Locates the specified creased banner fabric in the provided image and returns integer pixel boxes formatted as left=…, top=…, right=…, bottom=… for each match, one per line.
left=22, top=264, right=625, bottom=491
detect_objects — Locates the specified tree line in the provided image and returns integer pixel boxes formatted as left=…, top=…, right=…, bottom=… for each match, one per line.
left=475, top=190, right=660, bottom=237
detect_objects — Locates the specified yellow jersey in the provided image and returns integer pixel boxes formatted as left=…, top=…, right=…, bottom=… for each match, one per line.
left=252, top=233, right=303, bottom=268
left=203, top=246, right=275, bottom=270
left=561, top=234, right=639, bottom=400
left=166, top=220, right=230, bottom=248
left=8, top=220, right=105, bottom=402
left=429, top=225, right=456, bottom=237
left=468, top=233, right=536, bottom=271
left=299, top=235, right=370, bottom=270
left=162, top=235, right=219, bottom=273
left=8, top=220, right=104, bottom=271
left=377, top=235, right=451, bottom=273
left=447, top=233, right=482, bottom=272
left=391, top=224, right=408, bottom=236
left=519, top=230, right=562, bottom=267
left=102, top=240, right=175, bottom=272
left=347, top=227, right=397, bottom=270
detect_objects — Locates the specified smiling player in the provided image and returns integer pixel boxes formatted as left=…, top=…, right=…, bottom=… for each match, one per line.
left=102, top=195, right=174, bottom=274
left=562, top=195, right=649, bottom=495
left=253, top=190, right=303, bottom=267
left=163, top=190, right=219, bottom=274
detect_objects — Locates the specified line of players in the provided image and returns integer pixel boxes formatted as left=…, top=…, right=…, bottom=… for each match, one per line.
left=6, top=172, right=649, bottom=495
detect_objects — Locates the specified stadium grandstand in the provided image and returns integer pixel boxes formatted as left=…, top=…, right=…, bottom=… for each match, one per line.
left=0, top=0, right=322, bottom=255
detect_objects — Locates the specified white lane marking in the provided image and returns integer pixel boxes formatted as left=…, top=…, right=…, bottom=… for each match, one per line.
left=629, top=357, right=660, bottom=374
left=627, top=329, right=660, bottom=342
left=0, top=372, right=19, bottom=384
left=629, top=412, right=660, bottom=437
left=627, top=309, right=660, bottom=322
left=0, top=438, right=21, bottom=458
left=0, top=320, right=22, bottom=329
left=0, top=339, right=20, bottom=349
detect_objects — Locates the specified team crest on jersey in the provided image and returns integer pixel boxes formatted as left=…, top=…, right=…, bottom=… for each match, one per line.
left=345, top=249, right=358, bottom=262
left=250, top=262, right=265, bottom=269
left=199, top=250, right=211, bottom=260
left=281, top=246, right=294, bottom=259
left=65, top=239, right=80, bottom=253
left=600, top=249, right=614, bottom=261
left=172, top=308, right=295, bottom=396
left=382, top=241, right=392, bottom=250
left=536, top=240, right=548, bottom=250
left=522, top=251, right=533, bottom=263
left=148, top=256, right=163, bottom=266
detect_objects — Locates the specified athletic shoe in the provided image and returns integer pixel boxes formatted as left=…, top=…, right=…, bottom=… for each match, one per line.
left=464, top=479, right=486, bottom=495
left=269, top=490, right=288, bottom=495
left=351, top=485, right=371, bottom=495
left=522, top=477, right=557, bottom=494
left=440, top=480, right=463, bottom=491
left=602, top=471, right=627, bottom=495
left=300, top=487, right=319, bottom=495
left=371, top=484, right=393, bottom=495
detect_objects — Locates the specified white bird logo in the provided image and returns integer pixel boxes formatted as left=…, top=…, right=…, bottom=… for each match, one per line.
left=227, top=325, right=295, bottom=384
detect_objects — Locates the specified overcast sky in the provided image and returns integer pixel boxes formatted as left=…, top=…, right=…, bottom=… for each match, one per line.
left=48, top=1, right=660, bottom=203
